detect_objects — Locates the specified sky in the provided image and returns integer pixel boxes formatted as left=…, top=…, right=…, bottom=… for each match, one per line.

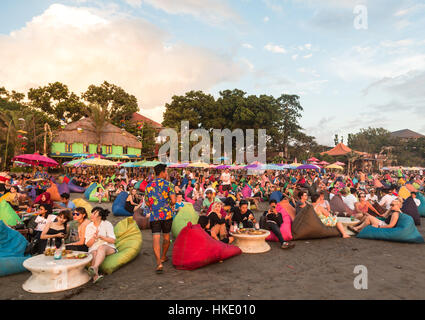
left=1, top=0, right=425, bottom=147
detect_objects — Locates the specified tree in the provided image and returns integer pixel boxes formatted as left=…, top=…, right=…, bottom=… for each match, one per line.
left=86, top=103, right=108, bottom=154
left=82, top=81, right=139, bottom=125
left=27, top=82, right=86, bottom=123
left=275, top=94, right=304, bottom=159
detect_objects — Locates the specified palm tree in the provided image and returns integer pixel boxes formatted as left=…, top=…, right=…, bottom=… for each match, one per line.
left=87, top=103, right=108, bottom=154
left=0, top=111, right=21, bottom=169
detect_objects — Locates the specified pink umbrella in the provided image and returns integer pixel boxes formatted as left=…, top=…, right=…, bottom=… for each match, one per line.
left=319, top=161, right=329, bottom=165
left=13, top=153, right=59, bottom=167
left=308, top=157, right=320, bottom=162
left=334, top=161, right=346, bottom=166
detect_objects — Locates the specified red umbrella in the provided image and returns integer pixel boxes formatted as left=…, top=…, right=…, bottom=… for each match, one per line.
left=12, top=153, right=58, bottom=167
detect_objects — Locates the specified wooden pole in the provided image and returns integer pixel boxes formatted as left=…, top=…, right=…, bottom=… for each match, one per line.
left=3, top=120, right=12, bottom=170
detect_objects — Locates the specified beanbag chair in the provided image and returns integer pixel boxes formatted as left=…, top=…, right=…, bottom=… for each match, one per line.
left=46, top=182, right=61, bottom=201
left=417, top=192, right=425, bottom=217
left=242, top=185, right=252, bottom=198
left=112, top=192, right=132, bottom=216
left=134, top=181, right=142, bottom=190
left=139, top=180, right=148, bottom=192
left=330, top=195, right=356, bottom=216
left=88, top=184, right=108, bottom=202
left=278, top=199, right=296, bottom=221
left=269, top=191, right=283, bottom=203
left=401, top=197, right=421, bottom=226
left=72, top=198, right=93, bottom=219
left=63, top=176, right=70, bottom=184
left=68, top=181, right=85, bottom=193
left=171, top=203, right=199, bottom=239
left=265, top=208, right=293, bottom=242
left=84, top=183, right=97, bottom=200
left=0, top=221, right=30, bottom=276
left=399, top=186, right=411, bottom=200
left=99, top=217, right=142, bottom=275
left=0, top=200, right=22, bottom=226
left=172, top=222, right=242, bottom=270
left=193, top=198, right=203, bottom=212
left=133, top=210, right=150, bottom=230
left=56, top=176, right=64, bottom=184
left=357, top=213, right=424, bottom=243
left=57, top=182, right=70, bottom=195
left=291, top=205, right=341, bottom=240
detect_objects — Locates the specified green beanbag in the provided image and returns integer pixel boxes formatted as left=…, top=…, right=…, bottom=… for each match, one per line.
left=88, top=184, right=108, bottom=202
left=417, top=192, right=425, bottom=218
left=357, top=213, right=424, bottom=243
left=100, top=217, right=142, bottom=275
left=171, top=203, right=199, bottom=239
left=0, top=200, right=22, bottom=227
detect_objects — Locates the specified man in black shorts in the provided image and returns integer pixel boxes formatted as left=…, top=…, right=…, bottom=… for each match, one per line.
left=145, top=164, right=176, bottom=273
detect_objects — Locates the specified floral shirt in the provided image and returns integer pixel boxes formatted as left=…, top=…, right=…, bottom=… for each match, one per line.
left=146, top=178, right=175, bottom=221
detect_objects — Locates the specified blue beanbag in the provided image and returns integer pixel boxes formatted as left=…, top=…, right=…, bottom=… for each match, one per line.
left=0, top=221, right=30, bottom=276
left=357, top=213, right=424, bottom=244
left=417, top=192, right=425, bottom=218
left=269, top=191, right=283, bottom=203
left=84, top=183, right=97, bottom=200
left=112, top=192, right=133, bottom=216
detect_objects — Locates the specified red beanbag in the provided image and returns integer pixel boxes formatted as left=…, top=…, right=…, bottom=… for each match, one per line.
left=139, top=180, right=148, bottom=192
left=265, top=205, right=293, bottom=242
left=172, top=222, right=242, bottom=270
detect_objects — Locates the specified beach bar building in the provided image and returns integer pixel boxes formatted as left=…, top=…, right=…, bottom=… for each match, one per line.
left=50, top=118, right=142, bottom=161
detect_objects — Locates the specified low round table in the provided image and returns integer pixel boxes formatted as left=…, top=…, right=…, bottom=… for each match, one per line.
left=22, top=252, right=92, bottom=293
left=337, top=217, right=360, bottom=236
left=230, top=229, right=271, bottom=254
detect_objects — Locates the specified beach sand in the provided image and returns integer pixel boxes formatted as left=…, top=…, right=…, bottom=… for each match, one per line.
left=2, top=194, right=425, bottom=300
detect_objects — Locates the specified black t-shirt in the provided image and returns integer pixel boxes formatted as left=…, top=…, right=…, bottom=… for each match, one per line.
left=208, top=211, right=225, bottom=229
left=231, top=207, right=254, bottom=228
left=0, top=183, right=6, bottom=194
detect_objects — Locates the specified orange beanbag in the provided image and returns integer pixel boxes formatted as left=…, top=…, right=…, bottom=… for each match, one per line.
left=46, top=181, right=61, bottom=201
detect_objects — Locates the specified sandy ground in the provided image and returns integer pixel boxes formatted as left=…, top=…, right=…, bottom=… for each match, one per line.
left=2, top=193, right=425, bottom=300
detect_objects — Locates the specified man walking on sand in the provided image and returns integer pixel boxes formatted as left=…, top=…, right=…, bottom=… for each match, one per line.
left=145, top=164, right=176, bottom=274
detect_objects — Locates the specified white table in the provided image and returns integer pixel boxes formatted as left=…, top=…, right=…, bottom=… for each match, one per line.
left=230, top=229, right=271, bottom=254
left=337, top=217, right=360, bottom=236
left=22, top=252, right=92, bottom=293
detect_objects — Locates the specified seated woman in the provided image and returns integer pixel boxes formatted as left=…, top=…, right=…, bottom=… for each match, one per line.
left=354, top=192, right=381, bottom=218
left=125, top=188, right=143, bottom=213
left=207, top=202, right=233, bottom=244
left=264, top=200, right=295, bottom=249
left=85, top=207, right=116, bottom=283
left=94, top=187, right=108, bottom=204
left=107, top=182, right=117, bottom=201
left=349, top=198, right=402, bottom=234
left=3, top=186, right=20, bottom=210
left=66, top=207, right=91, bottom=252
left=311, top=194, right=350, bottom=238
left=27, top=204, right=56, bottom=253
left=39, top=210, right=72, bottom=252
left=184, top=181, right=195, bottom=204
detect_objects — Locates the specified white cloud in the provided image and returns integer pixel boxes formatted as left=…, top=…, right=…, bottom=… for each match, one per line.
left=242, top=43, right=253, bottom=49
left=264, top=43, right=286, bottom=54
left=303, top=53, right=313, bottom=59
left=304, top=43, right=312, bottom=50
left=292, top=54, right=298, bottom=60
left=241, top=58, right=254, bottom=71
left=264, top=16, right=270, bottom=22
left=380, top=39, right=414, bottom=48
left=125, top=0, right=142, bottom=8
left=142, top=0, right=242, bottom=25
left=0, top=4, right=243, bottom=122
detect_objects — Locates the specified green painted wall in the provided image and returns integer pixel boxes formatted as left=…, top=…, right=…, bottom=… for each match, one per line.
left=51, top=142, right=65, bottom=154
left=127, top=147, right=141, bottom=156
left=89, top=144, right=97, bottom=154
left=112, top=145, right=123, bottom=155
left=72, top=143, right=84, bottom=153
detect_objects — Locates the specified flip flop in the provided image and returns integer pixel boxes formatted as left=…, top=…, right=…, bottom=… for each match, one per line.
left=155, top=265, right=163, bottom=274
left=93, top=274, right=104, bottom=284
left=347, top=225, right=359, bottom=234
left=87, top=267, right=96, bottom=278
left=281, top=242, right=295, bottom=249
left=161, top=257, right=169, bottom=263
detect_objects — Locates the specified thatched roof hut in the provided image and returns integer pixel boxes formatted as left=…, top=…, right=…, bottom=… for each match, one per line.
left=52, top=117, right=142, bottom=149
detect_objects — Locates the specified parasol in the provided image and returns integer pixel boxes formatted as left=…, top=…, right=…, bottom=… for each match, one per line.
left=12, top=153, right=58, bottom=167
left=82, top=158, right=118, bottom=167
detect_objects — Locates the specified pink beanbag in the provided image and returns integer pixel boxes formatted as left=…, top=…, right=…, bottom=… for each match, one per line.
left=265, top=204, right=293, bottom=242
left=242, top=185, right=252, bottom=198
left=172, top=222, right=242, bottom=270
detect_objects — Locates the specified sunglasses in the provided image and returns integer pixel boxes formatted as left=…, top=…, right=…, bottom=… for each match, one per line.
left=73, top=212, right=81, bottom=216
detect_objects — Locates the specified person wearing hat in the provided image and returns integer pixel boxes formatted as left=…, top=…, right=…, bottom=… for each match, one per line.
left=202, top=188, right=221, bottom=214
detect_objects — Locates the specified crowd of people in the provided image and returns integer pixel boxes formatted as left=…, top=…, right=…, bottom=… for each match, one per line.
left=1, top=163, right=424, bottom=277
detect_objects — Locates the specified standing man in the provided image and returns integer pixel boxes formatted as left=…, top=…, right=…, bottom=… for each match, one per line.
left=145, top=164, right=176, bottom=274
left=220, top=168, right=231, bottom=194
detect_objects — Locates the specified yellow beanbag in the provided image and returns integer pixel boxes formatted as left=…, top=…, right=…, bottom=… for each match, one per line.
left=399, top=186, right=411, bottom=200
left=72, top=198, right=93, bottom=219
left=100, top=217, right=142, bottom=275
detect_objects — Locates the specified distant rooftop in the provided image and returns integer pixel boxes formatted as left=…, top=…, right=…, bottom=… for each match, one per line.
left=130, top=112, right=162, bottom=129
left=391, top=129, right=425, bottom=139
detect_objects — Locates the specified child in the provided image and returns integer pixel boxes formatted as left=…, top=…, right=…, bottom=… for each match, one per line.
left=94, top=187, right=107, bottom=204
left=175, top=193, right=185, bottom=212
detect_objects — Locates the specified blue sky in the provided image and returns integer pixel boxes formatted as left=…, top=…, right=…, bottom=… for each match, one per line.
left=1, top=0, right=425, bottom=146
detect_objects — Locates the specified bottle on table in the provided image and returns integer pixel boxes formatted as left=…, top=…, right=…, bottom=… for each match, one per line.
left=54, top=239, right=64, bottom=260
left=44, top=238, right=51, bottom=256
left=255, top=222, right=260, bottom=230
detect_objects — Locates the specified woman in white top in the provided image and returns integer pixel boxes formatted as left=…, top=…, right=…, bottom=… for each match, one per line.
left=85, top=207, right=116, bottom=283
